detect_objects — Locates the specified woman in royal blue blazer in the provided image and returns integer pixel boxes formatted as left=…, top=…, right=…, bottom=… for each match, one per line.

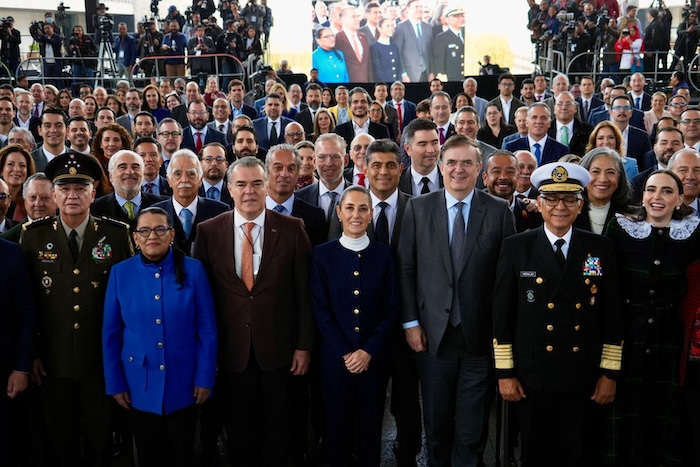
left=311, top=186, right=399, bottom=467
left=103, top=206, right=217, bottom=467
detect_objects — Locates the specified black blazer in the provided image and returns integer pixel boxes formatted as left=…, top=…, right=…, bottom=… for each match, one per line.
left=625, top=125, right=653, bottom=169
left=143, top=175, right=173, bottom=197
left=181, top=126, right=227, bottom=153
left=153, top=196, right=229, bottom=255
left=546, top=118, right=593, bottom=157
left=630, top=165, right=656, bottom=204
left=628, top=91, right=653, bottom=111
left=576, top=96, right=604, bottom=122
left=290, top=196, right=328, bottom=247
left=295, top=180, right=353, bottom=208
left=91, top=192, right=164, bottom=230
left=229, top=102, right=258, bottom=120
left=295, top=108, right=315, bottom=136
left=197, top=182, right=234, bottom=209
left=398, top=166, right=444, bottom=196
left=333, top=121, right=390, bottom=151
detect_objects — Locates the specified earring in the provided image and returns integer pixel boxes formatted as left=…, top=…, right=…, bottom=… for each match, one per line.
left=676, top=206, right=681, bottom=211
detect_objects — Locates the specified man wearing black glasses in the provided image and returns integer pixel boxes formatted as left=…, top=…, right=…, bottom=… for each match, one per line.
left=493, top=161, right=623, bottom=467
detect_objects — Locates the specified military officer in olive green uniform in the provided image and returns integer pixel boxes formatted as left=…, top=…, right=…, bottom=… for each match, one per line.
left=493, top=162, right=624, bottom=467
left=20, top=151, right=133, bottom=467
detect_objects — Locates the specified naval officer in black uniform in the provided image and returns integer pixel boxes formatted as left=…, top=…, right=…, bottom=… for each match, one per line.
left=492, top=161, right=624, bottom=467
left=20, top=151, right=133, bottom=466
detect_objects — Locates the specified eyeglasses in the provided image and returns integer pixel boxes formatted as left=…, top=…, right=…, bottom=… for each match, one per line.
left=555, top=102, right=575, bottom=107
left=670, top=102, right=688, bottom=108
left=188, top=110, right=208, bottom=115
left=539, top=195, right=581, bottom=207
left=158, top=131, right=182, bottom=138
left=611, top=105, right=631, bottom=111
left=134, top=226, right=174, bottom=237
left=352, top=144, right=369, bottom=152
left=0, top=193, right=10, bottom=202
left=285, top=131, right=304, bottom=137
left=680, top=118, right=700, bottom=124
left=202, top=156, right=226, bottom=163
left=500, top=82, right=515, bottom=87
left=319, top=35, right=334, bottom=40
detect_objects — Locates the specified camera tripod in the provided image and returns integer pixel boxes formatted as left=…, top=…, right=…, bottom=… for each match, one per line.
left=97, top=31, right=122, bottom=83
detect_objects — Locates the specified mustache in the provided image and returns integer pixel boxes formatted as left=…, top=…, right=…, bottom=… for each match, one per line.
left=177, top=183, right=193, bottom=189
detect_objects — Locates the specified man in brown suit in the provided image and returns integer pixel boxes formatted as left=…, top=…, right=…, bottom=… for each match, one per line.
left=193, top=156, right=314, bottom=467
left=334, top=5, right=373, bottom=82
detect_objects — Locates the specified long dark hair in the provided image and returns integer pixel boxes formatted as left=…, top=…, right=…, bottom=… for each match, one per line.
left=633, top=169, right=695, bottom=220
left=136, top=207, right=187, bottom=287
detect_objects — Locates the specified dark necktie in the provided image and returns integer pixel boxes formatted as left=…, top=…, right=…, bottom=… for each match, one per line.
left=374, top=201, right=389, bottom=244
left=583, top=100, right=590, bottom=121
left=69, top=229, right=79, bottom=262
left=555, top=238, right=566, bottom=269
left=397, top=102, right=403, bottom=130
left=195, top=132, right=203, bottom=153
left=635, top=96, right=641, bottom=110
left=450, top=202, right=465, bottom=326
left=326, top=191, right=338, bottom=222
left=439, top=127, right=446, bottom=145
left=273, top=204, right=285, bottom=214
left=420, top=177, right=430, bottom=195
left=33, top=104, right=40, bottom=118
left=270, top=121, right=278, bottom=143
left=144, top=182, right=154, bottom=193
left=218, top=124, right=225, bottom=133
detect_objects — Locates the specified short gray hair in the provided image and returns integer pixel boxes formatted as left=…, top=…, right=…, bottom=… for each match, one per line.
left=8, top=127, right=36, bottom=148
left=668, top=148, right=700, bottom=170
left=23, top=172, right=50, bottom=191
left=167, top=149, right=203, bottom=178
left=108, top=150, right=146, bottom=173
left=227, top=156, right=268, bottom=183
left=266, top=143, right=301, bottom=168
left=314, top=133, right=347, bottom=156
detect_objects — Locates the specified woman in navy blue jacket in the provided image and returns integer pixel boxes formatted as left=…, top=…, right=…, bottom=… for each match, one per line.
left=311, top=186, right=399, bottom=467
left=103, top=207, right=217, bottom=467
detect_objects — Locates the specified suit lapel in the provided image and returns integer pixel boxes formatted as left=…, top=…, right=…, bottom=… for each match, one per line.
left=430, top=192, right=452, bottom=278
left=460, top=190, right=486, bottom=272
left=391, top=192, right=409, bottom=250
left=255, top=211, right=280, bottom=285
left=219, top=212, right=237, bottom=285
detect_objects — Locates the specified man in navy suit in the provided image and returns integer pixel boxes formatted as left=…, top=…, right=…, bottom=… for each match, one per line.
left=589, top=85, right=645, bottom=129
left=389, top=81, right=417, bottom=132
left=334, top=87, right=390, bottom=150
left=398, top=118, right=444, bottom=196
left=91, top=150, right=163, bottom=230
left=610, top=94, right=652, bottom=170
left=252, top=93, right=293, bottom=151
left=295, top=84, right=322, bottom=136
left=628, top=72, right=653, bottom=111
left=504, top=103, right=569, bottom=165
left=153, top=149, right=229, bottom=255
left=630, top=127, right=684, bottom=203
left=547, top=91, right=593, bottom=157
left=181, top=100, right=227, bottom=153
left=227, top=79, right=258, bottom=120
left=135, top=137, right=173, bottom=197
left=197, top=142, right=233, bottom=209
left=296, top=134, right=352, bottom=225
left=0, top=238, right=35, bottom=464
left=576, top=76, right=604, bottom=123
left=393, top=0, right=433, bottom=83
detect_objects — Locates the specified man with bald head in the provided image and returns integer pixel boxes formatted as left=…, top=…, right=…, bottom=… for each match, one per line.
left=463, top=78, right=488, bottom=121
left=344, top=133, right=375, bottom=186
left=91, top=150, right=163, bottom=229
left=207, top=97, right=233, bottom=144
left=668, top=148, right=700, bottom=214
left=547, top=91, right=593, bottom=156
left=0, top=179, right=16, bottom=233
left=284, top=122, right=306, bottom=146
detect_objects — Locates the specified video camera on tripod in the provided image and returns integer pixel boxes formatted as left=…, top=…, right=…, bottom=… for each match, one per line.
left=57, top=2, right=70, bottom=22
left=0, top=16, right=13, bottom=37
left=150, top=0, right=161, bottom=17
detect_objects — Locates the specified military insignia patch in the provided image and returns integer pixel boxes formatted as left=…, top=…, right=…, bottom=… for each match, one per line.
left=41, top=276, right=52, bottom=288
left=92, top=238, right=112, bottom=261
left=38, top=251, right=58, bottom=262
left=526, top=290, right=535, bottom=302
left=582, top=255, right=602, bottom=276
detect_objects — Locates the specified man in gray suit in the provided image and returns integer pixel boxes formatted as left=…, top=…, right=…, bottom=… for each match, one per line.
left=115, top=88, right=142, bottom=133
left=398, top=135, right=516, bottom=466
left=393, top=0, right=433, bottom=83
left=463, top=78, right=488, bottom=122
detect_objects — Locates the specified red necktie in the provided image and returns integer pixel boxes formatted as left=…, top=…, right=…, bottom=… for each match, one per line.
left=397, top=102, right=403, bottom=129
left=195, top=132, right=203, bottom=153
left=439, top=127, right=445, bottom=145
left=357, top=173, right=366, bottom=187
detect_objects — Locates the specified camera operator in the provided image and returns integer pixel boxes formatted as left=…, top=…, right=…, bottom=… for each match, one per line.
left=67, top=25, right=97, bottom=92
left=166, top=5, right=186, bottom=30
left=193, top=0, right=215, bottom=20
left=579, top=2, right=598, bottom=37
left=241, top=0, right=265, bottom=37
left=162, top=20, right=187, bottom=79
left=601, top=17, right=620, bottom=75
left=643, top=8, right=665, bottom=72
left=261, top=0, right=272, bottom=48
left=92, top=3, right=114, bottom=45
left=136, top=19, right=163, bottom=77
left=0, top=17, right=21, bottom=76
left=570, top=18, right=593, bottom=72
left=37, top=22, right=64, bottom=88
left=672, top=9, right=699, bottom=72
left=188, top=24, right=215, bottom=76
left=217, top=19, right=241, bottom=90
left=203, top=16, right=223, bottom=41
left=184, top=12, right=203, bottom=41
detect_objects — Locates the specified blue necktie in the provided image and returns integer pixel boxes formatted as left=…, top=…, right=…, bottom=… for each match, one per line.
left=206, top=186, right=219, bottom=200
left=273, top=204, right=285, bottom=214
left=533, top=143, right=542, bottom=164
left=635, top=97, right=641, bottom=110
left=180, top=208, right=193, bottom=238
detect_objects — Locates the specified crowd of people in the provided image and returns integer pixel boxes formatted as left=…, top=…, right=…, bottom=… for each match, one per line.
left=2, top=61, right=700, bottom=467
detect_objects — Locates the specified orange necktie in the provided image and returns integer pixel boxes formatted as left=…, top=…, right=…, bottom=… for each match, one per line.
left=241, top=222, right=255, bottom=290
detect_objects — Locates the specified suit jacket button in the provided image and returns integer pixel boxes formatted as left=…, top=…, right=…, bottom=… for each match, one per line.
left=158, top=342, right=164, bottom=348
left=128, top=356, right=134, bottom=361
left=575, top=303, right=582, bottom=309
left=575, top=325, right=581, bottom=331
left=73, top=305, right=80, bottom=312
left=249, top=295, right=254, bottom=300
left=73, top=322, right=80, bottom=330
left=353, top=308, right=360, bottom=315
left=353, top=289, right=360, bottom=296
left=546, top=324, right=554, bottom=331
left=73, top=287, right=80, bottom=293
left=354, top=326, right=360, bottom=333
left=547, top=302, right=555, bottom=309
left=572, top=347, right=579, bottom=352
left=653, top=259, right=661, bottom=266
left=546, top=345, right=553, bottom=352
left=155, top=273, right=161, bottom=278
left=73, top=268, right=80, bottom=275
left=155, top=294, right=161, bottom=300
left=159, top=364, right=165, bottom=370
left=353, top=271, right=360, bottom=276
left=536, top=277, right=544, bottom=284
left=155, top=318, right=162, bottom=324
left=649, top=290, right=655, bottom=296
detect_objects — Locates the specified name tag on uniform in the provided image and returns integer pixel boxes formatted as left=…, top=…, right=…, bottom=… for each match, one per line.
left=519, top=271, right=536, bottom=278
left=118, top=50, right=124, bottom=59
